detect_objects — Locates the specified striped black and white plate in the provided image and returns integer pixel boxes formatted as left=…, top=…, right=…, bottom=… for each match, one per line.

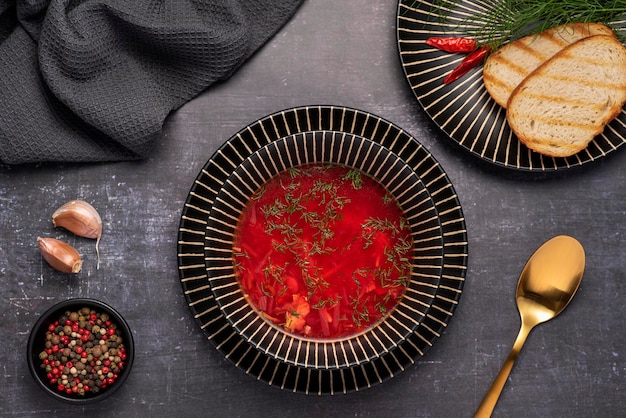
left=397, top=0, right=626, bottom=171
left=207, top=131, right=444, bottom=369
left=177, top=106, right=468, bottom=394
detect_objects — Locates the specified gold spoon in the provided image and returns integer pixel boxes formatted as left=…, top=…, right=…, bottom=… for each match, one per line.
left=474, top=235, right=585, bottom=417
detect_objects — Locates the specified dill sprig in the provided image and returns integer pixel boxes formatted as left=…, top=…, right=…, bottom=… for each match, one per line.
left=428, top=0, right=626, bottom=49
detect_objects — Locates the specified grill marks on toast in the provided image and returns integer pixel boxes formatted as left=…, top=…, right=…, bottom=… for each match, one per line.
left=506, top=35, right=626, bottom=157
left=483, top=23, right=615, bottom=108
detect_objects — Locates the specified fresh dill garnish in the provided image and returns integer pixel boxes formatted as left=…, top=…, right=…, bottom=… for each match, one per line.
left=343, top=169, right=363, bottom=190
left=424, top=0, right=626, bottom=49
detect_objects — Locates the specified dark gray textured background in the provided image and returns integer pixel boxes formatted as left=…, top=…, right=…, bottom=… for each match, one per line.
left=1, top=1, right=625, bottom=416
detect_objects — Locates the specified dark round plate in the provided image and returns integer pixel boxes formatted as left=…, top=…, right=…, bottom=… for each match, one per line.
left=178, top=106, right=468, bottom=394
left=206, top=130, right=444, bottom=369
left=397, top=0, right=626, bottom=171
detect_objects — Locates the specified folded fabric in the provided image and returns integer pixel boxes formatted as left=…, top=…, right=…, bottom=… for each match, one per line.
left=0, top=0, right=304, bottom=164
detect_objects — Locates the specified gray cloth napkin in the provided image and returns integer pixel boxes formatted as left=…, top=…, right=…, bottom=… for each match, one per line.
left=0, top=0, right=304, bottom=164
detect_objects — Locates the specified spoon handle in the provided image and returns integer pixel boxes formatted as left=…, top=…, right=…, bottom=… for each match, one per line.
left=474, top=323, right=534, bottom=417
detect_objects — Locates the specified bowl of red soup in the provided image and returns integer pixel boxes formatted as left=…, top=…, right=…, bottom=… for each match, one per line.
left=205, top=130, right=444, bottom=369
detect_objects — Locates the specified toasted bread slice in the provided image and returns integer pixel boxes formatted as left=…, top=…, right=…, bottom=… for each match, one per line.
left=506, top=35, right=626, bottom=158
left=483, top=23, right=615, bottom=108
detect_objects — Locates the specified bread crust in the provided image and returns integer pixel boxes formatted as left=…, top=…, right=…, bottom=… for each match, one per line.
left=506, top=35, right=626, bottom=158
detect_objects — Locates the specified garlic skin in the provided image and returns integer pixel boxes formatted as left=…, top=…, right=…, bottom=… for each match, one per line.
left=52, top=200, right=102, bottom=240
left=52, top=200, right=102, bottom=269
left=37, top=237, right=82, bottom=273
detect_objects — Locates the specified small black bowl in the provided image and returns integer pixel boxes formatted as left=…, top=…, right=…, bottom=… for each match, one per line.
left=27, top=298, right=134, bottom=404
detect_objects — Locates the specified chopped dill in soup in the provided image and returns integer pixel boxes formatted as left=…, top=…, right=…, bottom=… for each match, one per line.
left=233, top=165, right=413, bottom=339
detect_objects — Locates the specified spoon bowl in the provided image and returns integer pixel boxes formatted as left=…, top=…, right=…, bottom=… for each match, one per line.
left=474, top=235, right=585, bottom=417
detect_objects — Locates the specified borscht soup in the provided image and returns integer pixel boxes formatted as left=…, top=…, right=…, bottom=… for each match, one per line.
left=233, top=165, right=413, bottom=339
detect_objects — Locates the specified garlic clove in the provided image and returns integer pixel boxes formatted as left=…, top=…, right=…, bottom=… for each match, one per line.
left=52, top=200, right=102, bottom=239
left=37, top=237, right=82, bottom=273
left=52, top=200, right=102, bottom=269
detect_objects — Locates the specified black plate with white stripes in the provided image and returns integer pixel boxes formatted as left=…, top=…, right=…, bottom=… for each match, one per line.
left=177, top=106, right=468, bottom=394
left=397, top=0, right=626, bottom=170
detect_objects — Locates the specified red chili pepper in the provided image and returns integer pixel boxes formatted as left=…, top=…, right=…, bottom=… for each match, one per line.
left=443, top=45, right=492, bottom=84
left=426, top=37, right=477, bottom=53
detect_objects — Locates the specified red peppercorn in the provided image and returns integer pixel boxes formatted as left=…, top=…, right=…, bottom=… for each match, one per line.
left=107, top=328, right=116, bottom=336
left=48, top=324, right=55, bottom=332
left=57, top=384, right=65, bottom=392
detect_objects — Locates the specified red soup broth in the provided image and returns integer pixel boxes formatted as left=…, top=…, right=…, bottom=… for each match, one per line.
left=233, top=165, right=413, bottom=339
